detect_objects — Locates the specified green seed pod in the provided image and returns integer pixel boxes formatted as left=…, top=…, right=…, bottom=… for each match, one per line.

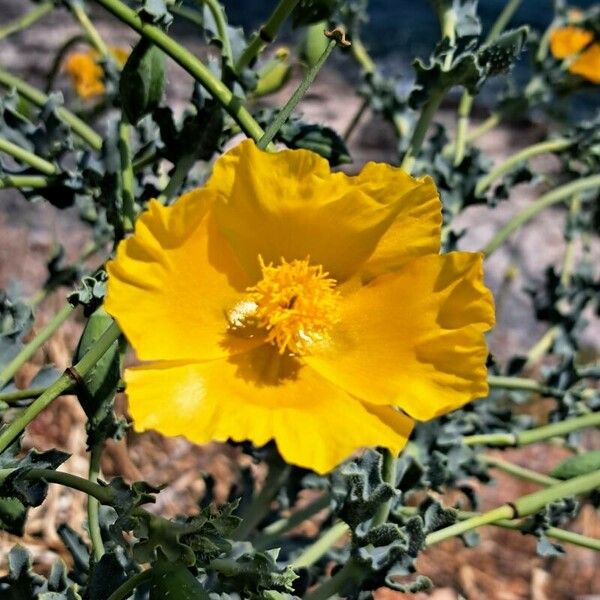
left=254, top=47, right=292, bottom=97
left=550, top=450, right=600, bottom=480
left=120, top=38, right=166, bottom=124
left=149, top=560, right=210, bottom=600
left=300, top=20, right=330, bottom=69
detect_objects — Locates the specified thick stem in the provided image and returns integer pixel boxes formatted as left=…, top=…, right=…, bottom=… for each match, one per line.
left=92, top=0, right=267, bottom=144
left=0, top=320, right=121, bottom=454
left=45, top=34, right=89, bottom=94
left=476, top=137, right=572, bottom=196
left=453, top=0, right=522, bottom=164
left=453, top=92, right=473, bottom=165
left=525, top=326, right=559, bottom=366
left=196, top=0, right=233, bottom=65
left=88, top=444, right=105, bottom=562
left=397, top=506, right=600, bottom=551
left=482, top=174, right=600, bottom=257
left=487, top=374, right=561, bottom=397
left=0, top=467, right=114, bottom=503
left=290, top=520, right=350, bottom=569
left=0, top=138, right=57, bottom=176
left=118, top=120, right=135, bottom=230
left=370, top=449, right=396, bottom=528
left=0, top=386, right=51, bottom=404
left=351, top=37, right=376, bottom=74
left=303, top=558, right=364, bottom=600
left=257, top=37, right=337, bottom=150
left=232, top=457, right=290, bottom=541
left=0, top=303, right=75, bottom=390
left=255, top=494, right=330, bottom=550
left=400, top=87, right=447, bottom=174
left=107, top=569, right=153, bottom=600
left=480, top=455, right=559, bottom=487
left=343, top=97, right=369, bottom=142
left=0, top=68, right=103, bottom=150
left=71, top=3, right=110, bottom=58
left=463, top=411, right=600, bottom=447
left=234, top=0, right=300, bottom=73
left=0, top=175, right=52, bottom=189
left=560, top=194, right=582, bottom=287
left=0, top=1, right=54, bottom=40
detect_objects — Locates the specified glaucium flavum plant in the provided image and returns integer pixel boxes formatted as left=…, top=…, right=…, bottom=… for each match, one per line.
left=105, top=139, right=495, bottom=474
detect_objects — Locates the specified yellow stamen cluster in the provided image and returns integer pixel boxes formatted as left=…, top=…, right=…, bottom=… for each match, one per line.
left=245, top=256, right=340, bottom=355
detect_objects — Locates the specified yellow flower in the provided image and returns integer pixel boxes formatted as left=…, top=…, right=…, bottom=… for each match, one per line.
left=105, top=141, right=495, bottom=474
left=550, top=26, right=600, bottom=84
left=63, top=47, right=129, bottom=99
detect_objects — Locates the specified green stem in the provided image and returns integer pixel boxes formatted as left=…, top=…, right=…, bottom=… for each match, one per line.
left=351, top=37, right=376, bottom=74
left=0, top=138, right=57, bottom=176
left=71, top=3, right=110, bottom=58
left=370, top=448, right=396, bottom=528
left=234, top=0, right=300, bottom=73
left=482, top=174, right=600, bottom=256
left=426, top=468, right=600, bottom=545
left=0, top=1, right=54, bottom=40
left=396, top=506, right=600, bottom=552
left=156, top=152, right=196, bottom=204
left=463, top=411, right=600, bottom=447
left=92, top=0, right=267, bottom=144
left=0, top=68, right=103, bottom=150
left=290, top=520, right=349, bottom=569
left=486, top=0, right=523, bottom=41
left=525, top=326, right=559, bottom=365
left=453, top=0, right=522, bottom=165
left=197, top=0, right=233, bottom=65
left=475, top=137, right=572, bottom=196
left=0, top=467, right=113, bottom=503
left=107, top=569, right=153, bottom=600
left=118, top=120, right=135, bottom=230
left=232, top=457, right=290, bottom=541
left=560, top=194, right=582, bottom=287
left=480, top=455, right=559, bottom=487
left=468, top=113, right=501, bottom=140
left=303, top=558, right=363, bottom=600
left=0, top=304, right=75, bottom=390
left=487, top=374, right=561, bottom=397
left=171, top=5, right=204, bottom=28
left=0, top=174, right=52, bottom=189
left=88, top=444, right=105, bottom=562
left=400, top=86, right=447, bottom=173
left=44, top=34, right=88, bottom=94
left=255, top=494, right=331, bottom=551
left=0, top=386, right=49, bottom=404
left=544, top=527, right=600, bottom=552
left=453, top=93, right=474, bottom=165
left=0, top=320, right=121, bottom=454
left=257, top=37, right=337, bottom=150
left=343, top=97, right=369, bottom=142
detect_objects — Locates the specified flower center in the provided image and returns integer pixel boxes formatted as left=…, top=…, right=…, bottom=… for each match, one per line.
left=242, top=256, right=340, bottom=355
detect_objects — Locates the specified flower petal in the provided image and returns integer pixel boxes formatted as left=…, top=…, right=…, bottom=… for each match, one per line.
left=305, top=252, right=495, bottom=421
left=124, top=347, right=413, bottom=474
left=207, top=140, right=408, bottom=282
left=356, top=163, right=442, bottom=278
left=550, top=26, right=594, bottom=59
left=570, top=44, right=600, bottom=84
left=106, top=191, right=255, bottom=362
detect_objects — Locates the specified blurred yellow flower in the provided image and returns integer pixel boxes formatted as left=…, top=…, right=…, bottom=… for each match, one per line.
left=106, top=141, right=495, bottom=474
left=63, top=46, right=129, bottom=99
left=550, top=26, right=600, bottom=84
